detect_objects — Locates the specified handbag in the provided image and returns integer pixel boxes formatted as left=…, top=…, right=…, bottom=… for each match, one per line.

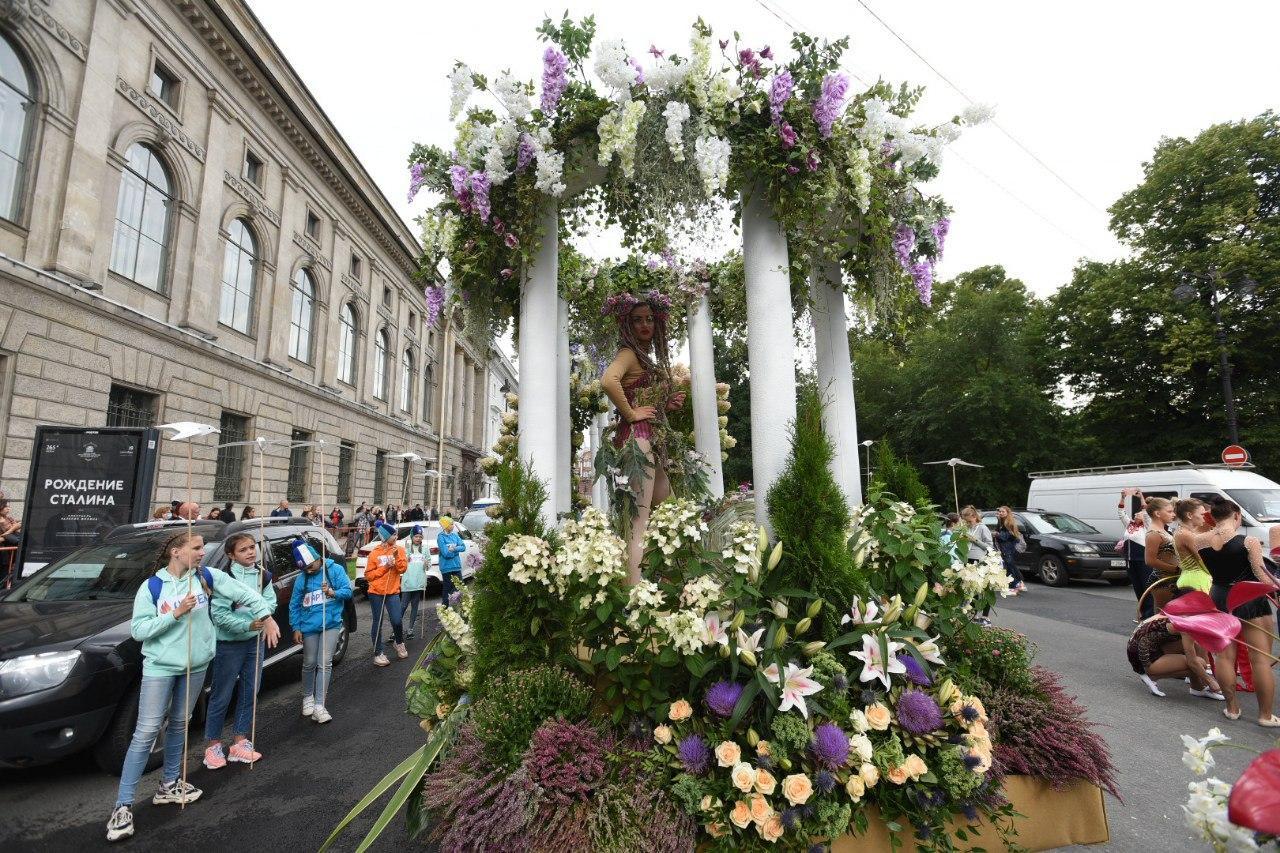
left=1014, top=534, right=1027, bottom=555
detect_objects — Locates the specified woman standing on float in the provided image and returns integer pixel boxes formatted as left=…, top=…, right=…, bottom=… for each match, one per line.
left=601, top=293, right=684, bottom=583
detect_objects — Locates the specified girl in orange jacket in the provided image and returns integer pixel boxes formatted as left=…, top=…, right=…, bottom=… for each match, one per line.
left=364, top=522, right=407, bottom=666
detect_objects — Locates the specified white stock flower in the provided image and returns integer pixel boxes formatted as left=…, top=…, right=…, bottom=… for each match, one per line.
left=448, top=64, right=474, bottom=121
left=694, top=135, right=731, bottom=196
left=663, top=100, right=691, bottom=161
left=436, top=603, right=475, bottom=654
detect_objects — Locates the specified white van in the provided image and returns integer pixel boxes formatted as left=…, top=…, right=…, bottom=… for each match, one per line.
left=1027, top=461, right=1279, bottom=542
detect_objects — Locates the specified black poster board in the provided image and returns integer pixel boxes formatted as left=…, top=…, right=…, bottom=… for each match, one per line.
left=17, top=426, right=159, bottom=577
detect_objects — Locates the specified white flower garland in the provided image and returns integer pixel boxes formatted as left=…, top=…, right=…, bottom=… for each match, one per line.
left=535, top=146, right=566, bottom=196
left=663, top=100, right=691, bottom=161
left=494, top=71, right=531, bottom=119
left=960, top=103, right=996, bottom=126
left=849, top=146, right=872, bottom=214
left=593, top=38, right=635, bottom=97
left=694, top=135, right=731, bottom=196
left=597, top=99, right=648, bottom=178
left=647, top=58, right=691, bottom=96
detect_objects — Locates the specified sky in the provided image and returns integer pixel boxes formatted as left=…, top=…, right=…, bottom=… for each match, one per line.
left=248, top=0, right=1280, bottom=299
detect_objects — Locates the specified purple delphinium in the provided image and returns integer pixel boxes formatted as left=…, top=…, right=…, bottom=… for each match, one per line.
left=896, top=689, right=944, bottom=734
left=892, top=222, right=916, bottom=269
left=778, top=122, right=798, bottom=149
left=705, top=681, right=745, bottom=718
left=809, top=722, right=850, bottom=769
left=812, top=72, right=850, bottom=138
left=407, top=163, right=427, bottom=204
left=425, top=284, right=446, bottom=328
left=930, top=216, right=951, bottom=260
left=540, top=47, right=570, bottom=114
left=677, top=734, right=711, bottom=775
left=910, top=259, right=934, bottom=307
left=769, top=70, right=794, bottom=125
left=897, top=653, right=932, bottom=687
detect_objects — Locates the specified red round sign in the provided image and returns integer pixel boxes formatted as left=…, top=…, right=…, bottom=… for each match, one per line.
left=1222, top=445, right=1249, bottom=466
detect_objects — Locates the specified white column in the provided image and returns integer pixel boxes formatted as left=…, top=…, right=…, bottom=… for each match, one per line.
left=555, top=296, right=571, bottom=516
left=592, top=413, right=611, bottom=512
left=517, top=204, right=559, bottom=524
left=810, top=259, right=863, bottom=507
left=741, top=187, right=797, bottom=531
left=687, top=296, right=724, bottom=497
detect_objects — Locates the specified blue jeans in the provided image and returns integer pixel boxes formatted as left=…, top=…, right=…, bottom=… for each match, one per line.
left=441, top=572, right=460, bottom=608
left=368, top=593, right=403, bottom=655
left=1127, top=541, right=1154, bottom=619
left=203, top=638, right=262, bottom=741
left=302, top=630, right=340, bottom=704
left=401, top=590, right=424, bottom=633
left=115, top=670, right=206, bottom=807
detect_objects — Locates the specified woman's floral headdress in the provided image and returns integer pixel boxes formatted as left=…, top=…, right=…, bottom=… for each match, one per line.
left=601, top=289, right=673, bottom=321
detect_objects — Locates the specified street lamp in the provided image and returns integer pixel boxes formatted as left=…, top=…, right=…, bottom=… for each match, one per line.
left=923, top=457, right=985, bottom=514
left=859, top=439, right=875, bottom=495
left=1174, top=269, right=1257, bottom=445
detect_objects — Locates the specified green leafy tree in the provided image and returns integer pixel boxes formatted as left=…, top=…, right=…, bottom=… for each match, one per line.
left=869, top=442, right=932, bottom=507
left=714, top=331, right=752, bottom=491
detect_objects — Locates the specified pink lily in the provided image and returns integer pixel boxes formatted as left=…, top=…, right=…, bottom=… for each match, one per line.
left=766, top=661, right=824, bottom=718
left=704, top=612, right=730, bottom=647
left=848, top=633, right=906, bottom=690
left=841, top=597, right=879, bottom=626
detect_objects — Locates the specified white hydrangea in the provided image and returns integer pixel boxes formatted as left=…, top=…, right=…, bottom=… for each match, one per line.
left=694, top=135, right=731, bottom=196
left=647, top=58, right=691, bottom=96
left=680, top=574, right=723, bottom=612
left=593, top=38, right=635, bottom=96
left=643, top=498, right=708, bottom=564
left=960, top=103, right=996, bottom=126
left=535, top=146, right=566, bottom=196
left=436, top=603, right=475, bottom=654
left=663, top=100, right=691, bottom=161
left=501, top=534, right=556, bottom=588
left=501, top=410, right=518, bottom=428
left=448, top=64, right=474, bottom=121
left=559, top=507, right=626, bottom=590
left=940, top=551, right=1012, bottom=601
left=721, top=520, right=761, bottom=575
left=628, top=579, right=665, bottom=610
left=655, top=608, right=708, bottom=655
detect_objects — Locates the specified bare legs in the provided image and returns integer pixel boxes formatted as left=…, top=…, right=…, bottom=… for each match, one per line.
left=1215, top=618, right=1276, bottom=721
left=624, top=436, right=671, bottom=585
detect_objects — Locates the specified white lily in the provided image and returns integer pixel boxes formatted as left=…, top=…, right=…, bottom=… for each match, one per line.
left=704, top=612, right=730, bottom=647
left=841, top=597, right=879, bottom=626
left=848, top=633, right=906, bottom=690
left=775, top=661, right=824, bottom=719
left=914, top=635, right=945, bottom=665
left=737, top=627, right=765, bottom=655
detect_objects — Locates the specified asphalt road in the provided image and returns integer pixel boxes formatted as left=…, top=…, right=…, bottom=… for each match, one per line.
left=0, top=596, right=439, bottom=852
left=993, top=579, right=1279, bottom=853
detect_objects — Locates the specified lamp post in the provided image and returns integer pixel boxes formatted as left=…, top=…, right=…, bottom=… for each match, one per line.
left=1174, top=269, right=1257, bottom=446
left=859, top=439, right=875, bottom=496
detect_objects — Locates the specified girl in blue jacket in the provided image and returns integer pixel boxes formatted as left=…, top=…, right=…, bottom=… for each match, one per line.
left=288, top=539, right=351, bottom=724
left=436, top=516, right=467, bottom=608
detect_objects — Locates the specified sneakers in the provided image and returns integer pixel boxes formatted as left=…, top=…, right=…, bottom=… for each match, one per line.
left=394, top=642, right=408, bottom=660
left=404, top=629, right=416, bottom=640
left=312, top=705, right=332, bottom=724
left=302, top=694, right=316, bottom=716
left=153, top=779, right=202, bottom=805
left=227, top=740, right=262, bottom=764
left=373, top=653, right=390, bottom=667
left=203, top=743, right=227, bottom=770
left=106, top=805, right=133, bottom=842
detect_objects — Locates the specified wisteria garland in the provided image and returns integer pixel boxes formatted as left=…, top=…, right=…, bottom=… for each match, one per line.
left=447, top=63, right=473, bottom=121
left=693, top=135, right=731, bottom=196
left=425, top=283, right=446, bottom=328
left=541, top=46, right=570, bottom=114
left=768, top=70, right=793, bottom=126
left=663, top=100, right=691, bottom=161
left=407, top=162, right=427, bottom=203
left=812, top=72, right=850, bottom=139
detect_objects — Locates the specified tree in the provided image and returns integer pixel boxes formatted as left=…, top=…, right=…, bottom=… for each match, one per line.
left=869, top=442, right=931, bottom=507
left=714, top=331, right=753, bottom=491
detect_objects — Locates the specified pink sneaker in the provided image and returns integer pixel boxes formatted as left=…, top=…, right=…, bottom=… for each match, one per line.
left=202, top=743, right=227, bottom=770
left=227, top=740, right=262, bottom=764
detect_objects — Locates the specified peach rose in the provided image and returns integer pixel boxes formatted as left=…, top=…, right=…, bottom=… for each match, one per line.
left=756, top=740, right=772, bottom=757
left=754, top=768, right=777, bottom=795
left=700, top=795, right=713, bottom=812
left=781, top=773, right=813, bottom=806
left=653, top=724, right=673, bottom=745
left=749, top=793, right=772, bottom=825
left=731, top=761, right=757, bottom=793
left=669, top=699, right=693, bottom=721
left=706, top=821, right=728, bottom=838
left=716, top=740, right=742, bottom=768
left=887, top=765, right=910, bottom=785
left=729, top=800, right=753, bottom=829
left=759, top=812, right=785, bottom=843
left=864, top=702, right=892, bottom=731
left=903, top=754, right=928, bottom=780
left=860, top=763, right=880, bottom=787
left=846, top=774, right=866, bottom=801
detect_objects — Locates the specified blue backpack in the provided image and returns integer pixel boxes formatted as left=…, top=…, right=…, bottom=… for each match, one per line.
left=147, top=567, right=216, bottom=614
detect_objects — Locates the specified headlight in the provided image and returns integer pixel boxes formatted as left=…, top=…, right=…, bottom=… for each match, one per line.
left=1068, top=542, right=1098, bottom=554
left=0, top=650, right=81, bottom=699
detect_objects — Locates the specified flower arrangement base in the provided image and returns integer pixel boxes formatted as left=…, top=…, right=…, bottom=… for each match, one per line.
left=833, top=776, right=1109, bottom=852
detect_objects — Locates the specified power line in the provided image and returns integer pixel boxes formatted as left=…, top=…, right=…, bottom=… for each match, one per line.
left=848, top=0, right=1108, bottom=215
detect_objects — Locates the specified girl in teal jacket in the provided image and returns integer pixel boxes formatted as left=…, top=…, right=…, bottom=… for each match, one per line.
left=401, top=526, right=429, bottom=638
left=436, top=517, right=467, bottom=609
left=108, top=530, right=278, bottom=843
left=288, top=539, right=351, bottom=723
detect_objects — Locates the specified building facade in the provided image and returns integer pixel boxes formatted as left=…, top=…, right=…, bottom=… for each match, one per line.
left=0, top=0, right=488, bottom=520
left=481, top=347, right=517, bottom=499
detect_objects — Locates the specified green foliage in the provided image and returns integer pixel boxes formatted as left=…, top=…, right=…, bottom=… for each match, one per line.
left=766, top=387, right=865, bottom=636
left=714, top=331, right=751, bottom=492
left=669, top=774, right=706, bottom=814
left=769, top=712, right=811, bottom=754
left=937, top=746, right=983, bottom=801
left=468, top=666, right=593, bottom=767
left=869, top=442, right=931, bottom=508
left=808, top=651, right=850, bottom=721
left=943, top=625, right=1039, bottom=698
left=808, top=800, right=853, bottom=840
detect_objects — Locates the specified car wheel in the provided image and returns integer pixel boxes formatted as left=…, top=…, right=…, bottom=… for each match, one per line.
left=1038, top=554, right=1069, bottom=587
left=330, top=623, right=350, bottom=665
left=93, top=682, right=163, bottom=776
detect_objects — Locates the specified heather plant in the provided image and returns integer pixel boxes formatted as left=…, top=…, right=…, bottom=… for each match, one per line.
left=588, top=774, right=698, bottom=853
left=944, top=624, right=1038, bottom=697
left=468, top=665, right=593, bottom=767
left=523, top=719, right=615, bottom=801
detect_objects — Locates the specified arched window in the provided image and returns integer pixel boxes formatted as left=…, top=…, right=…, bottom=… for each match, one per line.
left=422, top=364, right=434, bottom=423
left=373, top=328, right=389, bottom=400
left=400, top=349, right=414, bottom=413
left=110, top=143, right=172, bottom=292
left=218, top=218, right=256, bottom=333
left=0, top=33, right=33, bottom=222
left=288, top=267, right=315, bottom=362
left=337, top=303, right=358, bottom=385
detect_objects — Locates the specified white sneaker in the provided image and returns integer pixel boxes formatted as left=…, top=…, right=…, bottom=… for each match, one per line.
left=302, top=695, right=315, bottom=716
left=1191, top=687, right=1226, bottom=701
left=1140, top=673, right=1166, bottom=697
left=373, top=653, right=390, bottom=667
left=106, top=805, right=133, bottom=842
left=394, top=643, right=408, bottom=660
left=153, top=779, right=202, bottom=805
left=312, top=705, right=332, bottom=724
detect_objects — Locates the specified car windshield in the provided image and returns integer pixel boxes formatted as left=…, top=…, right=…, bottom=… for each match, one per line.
left=6, top=540, right=165, bottom=602
left=1030, top=512, right=1100, bottom=535
left=461, top=510, right=491, bottom=531
left=1227, top=489, right=1280, bottom=523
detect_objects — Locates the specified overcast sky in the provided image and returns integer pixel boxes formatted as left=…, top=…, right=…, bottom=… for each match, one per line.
left=249, top=0, right=1280, bottom=298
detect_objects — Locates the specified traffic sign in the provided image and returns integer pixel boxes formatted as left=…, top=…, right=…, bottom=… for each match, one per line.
left=1222, top=445, right=1249, bottom=466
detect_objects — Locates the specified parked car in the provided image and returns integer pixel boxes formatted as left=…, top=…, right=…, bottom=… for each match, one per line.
left=0, top=518, right=355, bottom=773
left=460, top=504, right=497, bottom=536
left=353, top=520, right=481, bottom=595
left=980, top=509, right=1127, bottom=587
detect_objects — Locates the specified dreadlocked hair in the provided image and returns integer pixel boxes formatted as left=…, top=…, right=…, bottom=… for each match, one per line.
left=618, top=302, right=671, bottom=380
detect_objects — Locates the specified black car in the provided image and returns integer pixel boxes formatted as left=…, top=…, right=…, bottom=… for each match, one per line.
left=0, top=518, right=356, bottom=773
left=981, top=509, right=1128, bottom=587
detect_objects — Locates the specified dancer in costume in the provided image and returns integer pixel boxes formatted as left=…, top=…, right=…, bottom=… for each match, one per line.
left=402, top=525, right=429, bottom=635
left=365, top=521, right=408, bottom=666
left=106, top=530, right=277, bottom=842
left=600, top=291, right=685, bottom=583
left=203, top=533, right=281, bottom=769
left=289, top=538, right=351, bottom=723
left=1126, top=613, right=1222, bottom=699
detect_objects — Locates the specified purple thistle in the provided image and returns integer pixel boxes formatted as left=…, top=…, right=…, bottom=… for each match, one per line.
left=930, top=216, right=951, bottom=260
left=812, top=72, right=850, bottom=139
left=897, top=654, right=932, bottom=687
left=815, top=770, right=837, bottom=793
left=910, top=260, right=934, bottom=307
left=778, top=122, right=798, bottom=149
left=705, top=681, right=745, bottom=718
left=892, top=222, right=916, bottom=269
left=781, top=808, right=801, bottom=831
left=516, top=133, right=537, bottom=171
left=961, top=704, right=980, bottom=723
left=407, top=163, right=427, bottom=203
left=425, top=284, right=446, bottom=328
left=769, top=70, right=794, bottom=125
left=676, top=735, right=711, bottom=775
left=896, top=689, right=944, bottom=735
left=963, top=752, right=982, bottom=770
left=540, top=47, right=570, bottom=114
left=810, top=722, right=850, bottom=769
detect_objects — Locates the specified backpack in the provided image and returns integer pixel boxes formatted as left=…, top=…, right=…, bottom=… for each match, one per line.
left=147, top=567, right=216, bottom=614
left=223, top=563, right=273, bottom=611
